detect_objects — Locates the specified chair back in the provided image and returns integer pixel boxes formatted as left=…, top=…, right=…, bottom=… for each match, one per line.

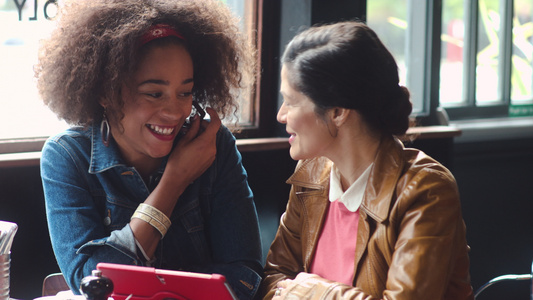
left=42, top=273, right=69, bottom=297
left=530, top=259, right=533, bottom=300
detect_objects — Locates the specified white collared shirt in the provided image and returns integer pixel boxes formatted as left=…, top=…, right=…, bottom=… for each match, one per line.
left=329, top=163, right=373, bottom=212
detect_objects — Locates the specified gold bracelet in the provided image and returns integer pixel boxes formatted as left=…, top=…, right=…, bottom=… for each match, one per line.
left=136, top=203, right=171, bottom=229
left=131, top=211, right=168, bottom=238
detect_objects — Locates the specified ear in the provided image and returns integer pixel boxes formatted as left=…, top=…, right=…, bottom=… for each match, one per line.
left=98, top=100, right=108, bottom=108
left=329, top=107, right=351, bottom=127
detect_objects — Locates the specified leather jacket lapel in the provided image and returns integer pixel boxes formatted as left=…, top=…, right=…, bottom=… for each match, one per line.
left=287, top=157, right=331, bottom=271
left=361, top=137, right=406, bottom=223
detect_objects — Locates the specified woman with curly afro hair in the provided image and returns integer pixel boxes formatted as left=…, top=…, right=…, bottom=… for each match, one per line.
left=36, top=1, right=262, bottom=299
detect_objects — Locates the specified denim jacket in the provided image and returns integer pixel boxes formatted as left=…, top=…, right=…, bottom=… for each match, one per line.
left=41, top=124, right=263, bottom=300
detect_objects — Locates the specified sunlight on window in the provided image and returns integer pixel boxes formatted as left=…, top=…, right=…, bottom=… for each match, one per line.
left=366, top=1, right=408, bottom=88
left=369, top=0, right=431, bottom=114
left=439, top=0, right=533, bottom=113
left=440, top=0, right=465, bottom=106
left=0, top=0, right=67, bottom=140
left=511, top=0, right=533, bottom=103
left=476, top=0, right=501, bottom=103
left=219, top=0, right=254, bottom=127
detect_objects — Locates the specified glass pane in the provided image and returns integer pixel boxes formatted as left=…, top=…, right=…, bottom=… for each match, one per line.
left=367, top=0, right=408, bottom=96
left=222, top=0, right=255, bottom=125
left=511, top=0, right=533, bottom=103
left=476, top=0, right=502, bottom=103
left=0, top=1, right=67, bottom=140
left=440, top=0, right=465, bottom=106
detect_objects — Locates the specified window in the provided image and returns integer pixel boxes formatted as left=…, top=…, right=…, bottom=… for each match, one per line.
left=221, top=0, right=260, bottom=132
left=368, top=0, right=442, bottom=121
left=367, top=1, right=409, bottom=104
left=367, top=0, right=533, bottom=122
left=510, top=0, right=533, bottom=113
left=442, top=0, right=533, bottom=119
left=0, top=0, right=261, bottom=151
left=0, top=0, right=65, bottom=141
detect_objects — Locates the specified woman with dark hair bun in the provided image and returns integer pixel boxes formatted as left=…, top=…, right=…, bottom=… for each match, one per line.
left=36, top=1, right=262, bottom=299
left=259, top=21, right=474, bottom=300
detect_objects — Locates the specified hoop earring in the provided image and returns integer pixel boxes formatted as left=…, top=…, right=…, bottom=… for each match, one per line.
left=100, top=109, right=110, bottom=147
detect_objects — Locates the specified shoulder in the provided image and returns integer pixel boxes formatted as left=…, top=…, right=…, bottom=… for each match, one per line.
left=216, top=124, right=235, bottom=142
left=42, top=126, right=92, bottom=159
left=387, top=147, right=464, bottom=230
left=208, top=125, right=243, bottom=172
left=400, top=147, right=457, bottom=187
left=377, top=136, right=456, bottom=187
left=45, top=126, right=90, bottom=146
left=213, top=125, right=242, bottom=160
left=364, top=137, right=460, bottom=221
left=391, top=147, right=460, bottom=217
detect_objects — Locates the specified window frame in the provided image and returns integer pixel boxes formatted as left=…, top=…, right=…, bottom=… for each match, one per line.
left=407, top=0, right=443, bottom=126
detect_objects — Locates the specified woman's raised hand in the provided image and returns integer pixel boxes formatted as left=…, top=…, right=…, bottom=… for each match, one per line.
left=166, top=107, right=222, bottom=184
left=132, top=108, right=221, bottom=256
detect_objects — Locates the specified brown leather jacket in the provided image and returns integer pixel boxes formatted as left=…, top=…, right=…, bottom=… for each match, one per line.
left=258, top=137, right=474, bottom=300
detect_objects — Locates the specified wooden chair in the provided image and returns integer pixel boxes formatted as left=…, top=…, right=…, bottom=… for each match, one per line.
left=42, top=273, right=70, bottom=297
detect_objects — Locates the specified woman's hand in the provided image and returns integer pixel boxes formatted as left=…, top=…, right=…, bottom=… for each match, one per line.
left=274, top=272, right=320, bottom=299
left=166, top=107, right=222, bottom=185
left=273, top=273, right=378, bottom=300
left=131, top=108, right=221, bottom=256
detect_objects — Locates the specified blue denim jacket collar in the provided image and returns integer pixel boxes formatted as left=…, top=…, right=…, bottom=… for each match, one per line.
left=89, top=125, right=127, bottom=174
left=89, top=125, right=167, bottom=179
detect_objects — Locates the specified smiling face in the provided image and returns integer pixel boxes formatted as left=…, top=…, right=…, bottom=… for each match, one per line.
left=110, top=42, right=194, bottom=166
left=278, top=65, right=335, bottom=160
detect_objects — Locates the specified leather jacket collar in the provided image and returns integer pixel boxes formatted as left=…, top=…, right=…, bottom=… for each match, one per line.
left=286, top=136, right=406, bottom=223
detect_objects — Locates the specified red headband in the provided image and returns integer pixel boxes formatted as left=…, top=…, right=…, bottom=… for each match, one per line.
left=139, top=24, right=185, bottom=46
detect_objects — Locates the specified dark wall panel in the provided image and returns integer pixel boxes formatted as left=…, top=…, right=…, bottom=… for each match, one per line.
left=0, top=166, right=59, bottom=300
left=454, top=139, right=533, bottom=300
left=241, top=148, right=297, bottom=262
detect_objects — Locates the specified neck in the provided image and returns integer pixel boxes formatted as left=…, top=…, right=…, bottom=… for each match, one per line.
left=135, top=158, right=163, bottom=183
left=327, top=130, right=381, bottom=191
left=120, top=151, right=163, bottom=183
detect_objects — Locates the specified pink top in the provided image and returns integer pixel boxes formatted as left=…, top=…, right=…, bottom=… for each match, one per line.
left=309, top=200, right=360, bottom=285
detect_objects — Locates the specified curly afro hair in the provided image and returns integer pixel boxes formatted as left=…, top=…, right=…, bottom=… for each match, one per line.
left=35, top=0, right=255, bottom=126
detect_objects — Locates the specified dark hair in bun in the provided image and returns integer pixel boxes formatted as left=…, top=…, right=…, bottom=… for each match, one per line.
left=282, top=21, right=412, bottom=136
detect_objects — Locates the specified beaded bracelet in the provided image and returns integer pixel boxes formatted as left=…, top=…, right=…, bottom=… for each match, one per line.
left=131, top=203, right=172, bottom=238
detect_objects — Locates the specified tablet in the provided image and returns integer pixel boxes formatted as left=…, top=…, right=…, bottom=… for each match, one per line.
left=96, top=262, right=237, bottom=300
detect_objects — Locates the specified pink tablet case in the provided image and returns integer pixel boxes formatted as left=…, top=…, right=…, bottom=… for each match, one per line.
left=96, top=262, right=237, bottom=300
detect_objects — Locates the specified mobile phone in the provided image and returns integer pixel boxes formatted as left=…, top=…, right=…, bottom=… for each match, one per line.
left=180, top=101, right=206, bottom=134
left=192, top=101, right=206, bottom=120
